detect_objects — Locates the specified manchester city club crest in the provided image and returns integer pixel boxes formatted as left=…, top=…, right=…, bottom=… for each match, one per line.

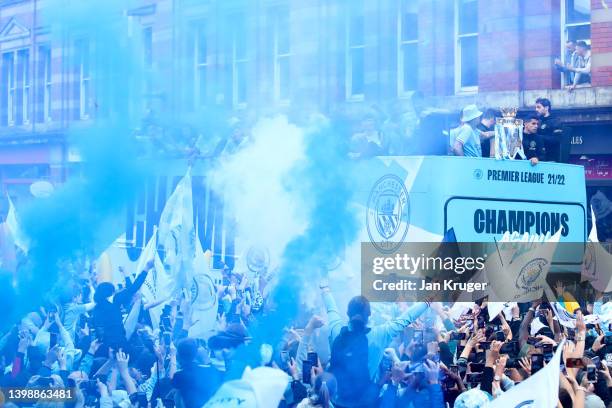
left=515, top=257, right=548, bottom=296
left=367, top=174, right=409, bottom=253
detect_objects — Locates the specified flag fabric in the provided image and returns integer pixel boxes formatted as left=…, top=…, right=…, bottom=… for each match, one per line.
left=582, top=206, right=612, bottom=292
left=188, top=241, right=219, bottom=340
left=487, top=302, right=516, bottom=322
left=490, top=340, right=564, bottom=407
left=549, top=301, right=576, bottom=329
left=139, top=227, right=174, bottom=330
left=485, top=230, right=561, bottom=303
left=0, top=223, right=16, bottom=272
left=157, top=168, right=195, bottom=292
left=6, top=195, right=28, bottom=253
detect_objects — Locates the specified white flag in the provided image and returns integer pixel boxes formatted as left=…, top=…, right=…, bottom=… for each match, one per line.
left=581, top=206, right=612, bottom=292
left=6, top=195, right=28, bottom=253
left=486, top=230, right=561, bottom=303
left=490, top=340, right=564, bottom=407
left=139, top=227, right=174, bottom=329
left=188, top=240, right=219, bottom=340
left=549, top=302, right=576, bottom=329
left=158, top=168, right=196, bottom=292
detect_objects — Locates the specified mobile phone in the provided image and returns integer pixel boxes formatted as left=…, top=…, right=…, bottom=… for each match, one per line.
left=592, top=356, right=602, bottom=370
left=478, top=317, right=486, bottom=329
left=527, top=337, right=540, bottom=346
left=542, top=345, right=553, bottom=362
left=567, top=329, right=576, bottom=340
left=307, top=352, right=318, bottom=366
left=566, top=358, right=586, bottom=368
left=302, top=360, right=313, bottom=384
left=495, top=331, right=505, bottom=341
left=381, top=357, right=393, bottom=371
left=474, top=351, right=485, bottom=363
left=161, top=316, right=171, bottom=330
left=162, top=332, right=172, bottom=346
left=587, top=364, right=597, bottom=383
left=162, top=399, right=175, bottom=408
left=130, top=392, right=148, bottom=408
left=479, top=341, right=491, bottom=350
left=470, top=362, right=484, bottom=372
left=466, top=372, right=482, bottom=383
left=449, top=365, right=459, bottom=375
left=531, top=354, right=544, bottom=373
left=414, top=330, right=424, bottom=343
left=49, top=332, right=58, bottom=348
left=280, top=351, right=289, bottom=364
left=501, top=341, right=519, bottom=355
left=450, top=332, right=466, bottom=341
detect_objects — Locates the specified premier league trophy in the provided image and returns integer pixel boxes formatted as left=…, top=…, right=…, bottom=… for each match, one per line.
left=494, top=107, right=525, bottom=160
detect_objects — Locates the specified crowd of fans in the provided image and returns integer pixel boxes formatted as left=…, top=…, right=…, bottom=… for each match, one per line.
left=0, top=252, right=611, bottom=407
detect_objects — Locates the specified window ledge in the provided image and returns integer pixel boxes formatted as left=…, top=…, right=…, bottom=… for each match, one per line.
left=347, top=94, right=365, bottom=102
left=455, top=86, right=478, bottom=95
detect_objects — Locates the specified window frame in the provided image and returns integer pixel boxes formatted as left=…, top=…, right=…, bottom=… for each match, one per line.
left=560, top=0, right=591, bottom=87
left=397, top=0, right=419, bottom=97
left=75, top=38, right=91, bottom=120
left=194, top=23, right=208, bottom=108
left=5, top=51, right=16, bottom=126
left=40, top=45, right=52, bottom=123
left=345, top=5, right=366, bottom=102
left=231, top=16, right=248, bottom=108
left=273, top=8, right=291, bottom=105
left=19, top=49, right=30, bottom=125
left=454, top=0, right=479, bottom=94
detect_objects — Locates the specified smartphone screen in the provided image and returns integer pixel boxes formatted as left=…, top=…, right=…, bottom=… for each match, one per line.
left=414, top=330, right=424, bottom=343
left=302, top=360, right=313, bottom=384
left=565, top=358, right=584, bottom=368
left=587, top=365, right=597, bottom=382
left=531, top=354, right=544, bottom=373
left=49, top=332, right=58, bottom=348
left=307, top=352, right=318, bottom=366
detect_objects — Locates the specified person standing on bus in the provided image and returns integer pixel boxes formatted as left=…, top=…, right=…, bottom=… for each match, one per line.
left=535, top=98, right=562, bottom=162
left=452, top=105, right=483, bottom=157
left=477, top=109, right=496, bottom=158
left=522, top=114, right=546, bottom=166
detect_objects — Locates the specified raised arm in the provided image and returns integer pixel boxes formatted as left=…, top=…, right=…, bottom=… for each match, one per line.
left=369, top=302, right=429, bottom=348
left=320, top=284, right=344, bottom=344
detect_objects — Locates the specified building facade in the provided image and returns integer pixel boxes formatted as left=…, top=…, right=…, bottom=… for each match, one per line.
left=1, top=0, right=612, bottom=234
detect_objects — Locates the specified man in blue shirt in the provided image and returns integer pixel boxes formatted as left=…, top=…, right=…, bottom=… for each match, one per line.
left=452, top=105, right=483, bottom=157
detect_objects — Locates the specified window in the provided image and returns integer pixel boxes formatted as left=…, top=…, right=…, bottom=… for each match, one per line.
left=143, top=27, right=153, bottom=95
left=18, top=49, right=30, bottom=124
left=273, top=9, right=291, bottom=103
left=231, top=14, right=247, bottom=107
left=561, top=0, right=591, bottom=85
left=346, top=2, right=365, bottom=100
left=38, top=45, right=52, bottom=122
left=3, top=52, right=16, bottom=125
left=398, top=0, right=418, bottom=95
left=143, top=27, right=153, bottom=68
left=194, top=23, right=208, bottom=107
left=75, top=39, right=91, bottom=119
left=455, top=0, right=478, bottom=92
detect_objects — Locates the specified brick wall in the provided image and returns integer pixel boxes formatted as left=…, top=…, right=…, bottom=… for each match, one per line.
left=590, top=0, right=612, bottom=86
